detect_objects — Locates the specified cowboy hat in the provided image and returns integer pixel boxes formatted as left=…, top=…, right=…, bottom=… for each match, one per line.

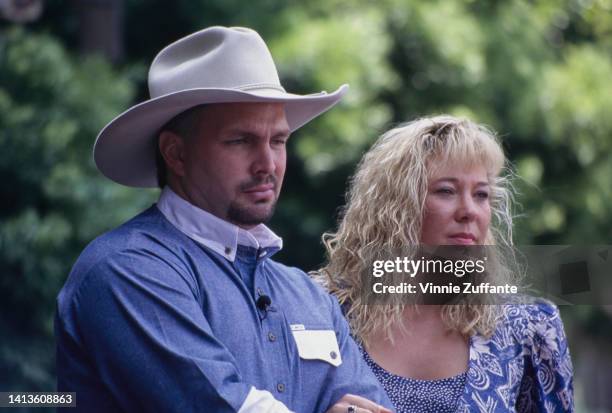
left=93, top=26, right=348, bottom=188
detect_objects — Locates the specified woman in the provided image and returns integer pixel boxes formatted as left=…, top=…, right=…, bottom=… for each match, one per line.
left=316, top=116, right=573, bottom=412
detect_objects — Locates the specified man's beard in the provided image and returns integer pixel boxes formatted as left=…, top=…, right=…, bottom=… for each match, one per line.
left=227, top=175, right=278, bottom=226
left=227, top=200, right=277, bottom=226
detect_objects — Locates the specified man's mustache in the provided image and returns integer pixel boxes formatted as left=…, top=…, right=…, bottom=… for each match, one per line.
left=240, top=175, right=277, bottom=191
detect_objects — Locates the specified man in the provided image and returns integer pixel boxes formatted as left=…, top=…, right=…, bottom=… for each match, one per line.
left=55, top=26, right=393, bottom=413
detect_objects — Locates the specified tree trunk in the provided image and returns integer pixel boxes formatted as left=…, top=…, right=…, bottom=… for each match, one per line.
left=74, top=0, right=123, bottom=63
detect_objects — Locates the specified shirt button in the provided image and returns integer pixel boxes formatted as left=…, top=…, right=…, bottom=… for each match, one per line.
left=268, top=332, right=277, bottom=342
left=225, top=246, right=232, bottom=255
left=277, top=383, right=285, bottom=393
left=259, top=250, right=267, bottom=258
left=330, top=351, right=338, bottom=360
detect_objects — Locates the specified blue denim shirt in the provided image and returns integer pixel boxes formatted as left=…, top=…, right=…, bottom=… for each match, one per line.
left=55, top=206, right=391, bottom=412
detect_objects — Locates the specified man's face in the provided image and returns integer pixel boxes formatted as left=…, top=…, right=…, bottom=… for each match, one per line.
left=172, top=102, right=290, bottom=228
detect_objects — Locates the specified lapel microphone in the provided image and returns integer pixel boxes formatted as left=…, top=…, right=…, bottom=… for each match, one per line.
left=256, top=294, right=272, bottom=312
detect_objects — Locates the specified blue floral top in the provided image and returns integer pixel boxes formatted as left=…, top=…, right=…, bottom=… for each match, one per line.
left=363, top=300, right=574, bottom=412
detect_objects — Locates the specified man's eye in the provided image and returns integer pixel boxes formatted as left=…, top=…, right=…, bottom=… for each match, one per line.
left=226, top=138, right=246, bottom=145
left=272, top=139, right=287, bottom=146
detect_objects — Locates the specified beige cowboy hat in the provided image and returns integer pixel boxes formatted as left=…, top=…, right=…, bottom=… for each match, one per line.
left=94, top=26, right=348, bottom=187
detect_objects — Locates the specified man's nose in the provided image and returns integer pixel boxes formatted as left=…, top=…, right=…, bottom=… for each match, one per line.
left=251, top=144, right=276, bottom=175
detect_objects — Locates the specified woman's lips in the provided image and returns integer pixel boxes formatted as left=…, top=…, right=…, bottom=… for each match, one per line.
left=448, top=233, right=477, bottom=245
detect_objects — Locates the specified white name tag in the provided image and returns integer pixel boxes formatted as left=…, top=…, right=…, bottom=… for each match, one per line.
left=292, top=329, right=342, bottom=367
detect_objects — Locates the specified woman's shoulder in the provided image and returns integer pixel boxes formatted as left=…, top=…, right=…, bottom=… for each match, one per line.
left=498, top=296, right=561, bottom=325
left=469, top=298, right=573, bottom=412
left=492, top=297, right=569, bottom=356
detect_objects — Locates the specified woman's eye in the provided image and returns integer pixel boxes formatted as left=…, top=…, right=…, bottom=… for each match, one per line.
left=476, top=191, right=489, bottom=199
left=435, top=188, right=454, bottom=195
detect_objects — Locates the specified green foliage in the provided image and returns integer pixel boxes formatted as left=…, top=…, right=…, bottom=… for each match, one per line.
left=270, top=9, right=396, bottom=174
left=0, top=28, right=155, bottom=390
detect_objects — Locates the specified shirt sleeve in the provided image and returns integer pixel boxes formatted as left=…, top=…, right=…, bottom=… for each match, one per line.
left=520, top=302, right=574, bottom=413
left=239, top=388, right=294, bottom=413
left=66, top=248, right=291, bottom=413
left=315, top=293, right=395, bottom=412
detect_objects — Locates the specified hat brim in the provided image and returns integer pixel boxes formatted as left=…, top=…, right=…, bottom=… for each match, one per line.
left=93, top=84, right=348, bottom=188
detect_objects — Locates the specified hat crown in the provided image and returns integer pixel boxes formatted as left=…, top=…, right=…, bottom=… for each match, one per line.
left=148, top=26, right=284, bottom=98
left=94, top=26, right=347, bottom=188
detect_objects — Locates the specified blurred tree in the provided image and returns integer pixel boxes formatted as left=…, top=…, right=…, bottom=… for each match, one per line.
left=75, top=0, right=124, bottom=63
left=0, top=28, right=155, bottom=390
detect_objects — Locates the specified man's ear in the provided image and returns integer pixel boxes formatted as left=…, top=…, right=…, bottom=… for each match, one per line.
left=159, top=130, right=187, bottom=177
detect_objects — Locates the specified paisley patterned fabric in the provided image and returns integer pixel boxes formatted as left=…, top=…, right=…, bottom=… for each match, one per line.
left=365, top=299, right=574, bottom=412
left=456, top=300, right=573, bottom=412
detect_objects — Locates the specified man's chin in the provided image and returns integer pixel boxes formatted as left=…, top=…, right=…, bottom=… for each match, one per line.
left=227, top=202, right=276, bottom=227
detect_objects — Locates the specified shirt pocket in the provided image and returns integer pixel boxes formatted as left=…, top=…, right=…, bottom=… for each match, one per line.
left=290, top=325, right=342, bottom=367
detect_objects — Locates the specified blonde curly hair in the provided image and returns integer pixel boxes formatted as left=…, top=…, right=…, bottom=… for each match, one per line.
left=315, top=115, right=518, bottom=347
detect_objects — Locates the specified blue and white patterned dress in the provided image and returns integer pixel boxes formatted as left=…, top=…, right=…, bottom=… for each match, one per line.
left=363, top=300, right=574, bottom=412
left=363, top=350, right=467, bottom=412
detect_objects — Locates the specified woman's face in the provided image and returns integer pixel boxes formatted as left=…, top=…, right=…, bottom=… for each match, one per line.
left=421, top=162, right=491, bottom=245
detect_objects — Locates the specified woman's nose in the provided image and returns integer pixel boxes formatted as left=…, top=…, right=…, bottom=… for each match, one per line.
left=455, top=192, right=477, bottom=222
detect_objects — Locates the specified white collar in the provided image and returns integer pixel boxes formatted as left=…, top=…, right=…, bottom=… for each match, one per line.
left=156, top=186, right=283, bottom=262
